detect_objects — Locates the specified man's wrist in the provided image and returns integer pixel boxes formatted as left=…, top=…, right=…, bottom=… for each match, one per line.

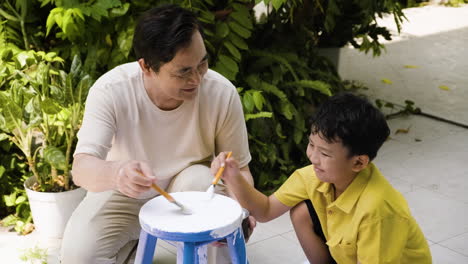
left=110, top=160, right=126, bottom=190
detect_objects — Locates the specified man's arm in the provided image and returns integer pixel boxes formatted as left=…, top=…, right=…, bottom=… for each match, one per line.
left=72, top=153, right=156, bottom=198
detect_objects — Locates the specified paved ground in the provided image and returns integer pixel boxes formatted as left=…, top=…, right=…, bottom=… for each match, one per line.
left=338, top=5, right=468, bottom=126
left=1, top=4, right=467, bottom=264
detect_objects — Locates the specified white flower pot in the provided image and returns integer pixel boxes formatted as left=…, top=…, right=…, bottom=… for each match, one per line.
left=24, top=176, right=86, bottom=239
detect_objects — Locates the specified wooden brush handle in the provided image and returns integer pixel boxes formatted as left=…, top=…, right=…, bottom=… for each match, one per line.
left=136, top=171, right=174, bottom=202
left=150, top=183, right=174, bottom=202
left=212, top=151, right=232, bottom=185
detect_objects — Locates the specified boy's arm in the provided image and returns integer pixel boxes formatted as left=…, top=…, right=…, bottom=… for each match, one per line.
left=212, top=152, right=291, bottom=222
left=224, top=165, right=254, bottom=199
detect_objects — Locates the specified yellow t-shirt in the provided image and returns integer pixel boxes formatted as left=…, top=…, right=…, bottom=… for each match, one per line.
left=274, top=163, right=432, bottom=264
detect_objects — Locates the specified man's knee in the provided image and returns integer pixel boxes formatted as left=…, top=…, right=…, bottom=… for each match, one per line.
left=60, top=191, right=141, bottom=264
left=167, top=164, right=212, bottom=192
left=61, top=227, right=102, bottom=263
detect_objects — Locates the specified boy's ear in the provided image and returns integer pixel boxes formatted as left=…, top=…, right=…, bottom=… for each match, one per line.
left=352, top=155, right=369, bottom=172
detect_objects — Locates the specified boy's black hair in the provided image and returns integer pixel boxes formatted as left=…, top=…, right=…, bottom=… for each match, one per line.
left=310, top=93, right=390, bottom=160
left=133, top=4, right=203, bottom=72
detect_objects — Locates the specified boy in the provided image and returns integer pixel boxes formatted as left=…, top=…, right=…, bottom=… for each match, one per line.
left=212, top=93, right=432, bottom=263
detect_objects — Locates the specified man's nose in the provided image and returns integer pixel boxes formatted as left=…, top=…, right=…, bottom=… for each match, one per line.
left=187, top=69, right=202, bottom=85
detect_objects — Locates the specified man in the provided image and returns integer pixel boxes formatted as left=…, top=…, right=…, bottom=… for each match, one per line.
left=60, top=4, right=255, bottom=263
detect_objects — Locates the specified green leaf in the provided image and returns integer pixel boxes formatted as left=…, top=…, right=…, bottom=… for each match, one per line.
left=44, top=146, right=67, bottom=171
left=212, top=63, right=236, bottom=81
left=275, top=123, right=286, bottom=139
left=41, top=98, right=61, bottom=115
left=1, top=214, right=19, bottom=226
left=252, top=91, right=265, bottom=111
left=218, top=55, right=239, bottom=73
left=250, top=50, right=299, bottom=81
left=223, top=42, right=241, bottom=61
left=243, top=92, right=255, bottom=113
left=272, top=0, right=286, bottom=10
left=228, top=21, right=251, bottom=39
left=46, top=8, right=63, bottom=36
left=199, top=10, right=215, bottom=23
left=281, top=102, right=294, bottom=120
left=245, top=112, right=273, bottom=121
left=294, top=128, right=303, bottom=144
left=1, top=49, right=13, bottom=61
left=284, top=80, right=332, bottom=96
left=205, top=40, right=216, bottom=55
left=109, top=3, right=129, bottom=18
left=230, top=11, right=253, bottom=30
left=0, top=133, right=8, bottom=141
left=15, top=196, right=26, bottom=204
left=0, top=165, right=5, bottom=178
left=4, top=193, right=16, bottom=207
left=228, top=33, right=248, bottom=50
left=2, top=102, right=22, bottom=131
left=260, top=81, right=287, bottom=100
left=215, top=23, right=229, bottom=38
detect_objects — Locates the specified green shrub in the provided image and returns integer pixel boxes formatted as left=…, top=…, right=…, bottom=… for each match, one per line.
left=0, top=0, right=406, bottom=228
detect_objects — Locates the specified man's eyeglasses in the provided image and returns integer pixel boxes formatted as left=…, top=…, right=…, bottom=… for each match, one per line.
left=171, top=60, right=208, bottom=82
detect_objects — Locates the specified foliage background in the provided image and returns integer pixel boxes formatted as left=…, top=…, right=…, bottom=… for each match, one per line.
left=0, top=0, right=405, bottom=231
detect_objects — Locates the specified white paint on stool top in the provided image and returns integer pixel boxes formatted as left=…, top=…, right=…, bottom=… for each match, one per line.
left=139, top=191, right=243, bottom=236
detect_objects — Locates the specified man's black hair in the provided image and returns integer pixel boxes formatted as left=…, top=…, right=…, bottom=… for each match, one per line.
left=133, top=4, right=203, bottom=72
left=310, top=93, right=390, bottom=160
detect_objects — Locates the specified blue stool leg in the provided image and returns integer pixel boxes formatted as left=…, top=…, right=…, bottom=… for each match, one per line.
left=134, top=230, right=157, bottom=264
left=195, top=244, right=208, bottom=264
left=227, top=227, right=248, bottom=264
left=182, top=242, right=196, bottom=264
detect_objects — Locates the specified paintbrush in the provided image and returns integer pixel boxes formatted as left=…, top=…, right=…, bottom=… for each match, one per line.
left=137, top=171, right=193, bottom=214
left=206, top=151, right=232, bottom=198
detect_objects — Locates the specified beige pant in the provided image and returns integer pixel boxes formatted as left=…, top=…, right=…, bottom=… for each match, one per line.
left=60, top=164, right=231, bottom=264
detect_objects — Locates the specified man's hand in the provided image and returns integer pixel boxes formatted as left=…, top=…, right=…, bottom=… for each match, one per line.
left=211, top=215, right=257, bottom=247
left=244, top=215, right=257, bottom=242
left=115, top=160, right=156, bottom=198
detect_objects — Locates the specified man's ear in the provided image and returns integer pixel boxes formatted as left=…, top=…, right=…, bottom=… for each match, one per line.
left=138, top=58, right=151, bottom=73
left=352, top=155, right=369, bottom=172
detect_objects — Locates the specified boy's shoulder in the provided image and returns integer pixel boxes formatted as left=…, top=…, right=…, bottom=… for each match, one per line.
left=358, top=164, right=411, bottom=219
left=291, top=165, right=322, bottom=187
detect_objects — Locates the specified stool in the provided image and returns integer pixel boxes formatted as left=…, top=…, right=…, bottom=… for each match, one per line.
left=135, top=191, right=248, bottom=264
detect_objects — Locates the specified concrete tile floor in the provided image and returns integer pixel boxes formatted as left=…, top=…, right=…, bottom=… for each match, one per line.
left=1, top=4, right=468, bottom=264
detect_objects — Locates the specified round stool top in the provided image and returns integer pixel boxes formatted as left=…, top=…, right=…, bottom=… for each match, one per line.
left=139, top=191, right=243, bottom=242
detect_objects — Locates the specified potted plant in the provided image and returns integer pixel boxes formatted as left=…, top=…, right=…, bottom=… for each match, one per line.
left=0, top=48, right=92, bottom=238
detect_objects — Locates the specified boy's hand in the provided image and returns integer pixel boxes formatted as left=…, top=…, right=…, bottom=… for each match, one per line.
left=211, top=151, right=240, bottom=184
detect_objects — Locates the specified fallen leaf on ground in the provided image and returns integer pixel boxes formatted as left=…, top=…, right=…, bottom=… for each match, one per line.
left=381, top=78, right=393, bottom=84
left=438, top=85, right=450, bottom=91
left=395, top=126, right=411, bottom=134
left=404, top=65, right=419, bottom=68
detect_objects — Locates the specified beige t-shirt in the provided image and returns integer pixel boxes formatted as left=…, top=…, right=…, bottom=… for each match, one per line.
left=75, top=62, right=251, bottom=197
